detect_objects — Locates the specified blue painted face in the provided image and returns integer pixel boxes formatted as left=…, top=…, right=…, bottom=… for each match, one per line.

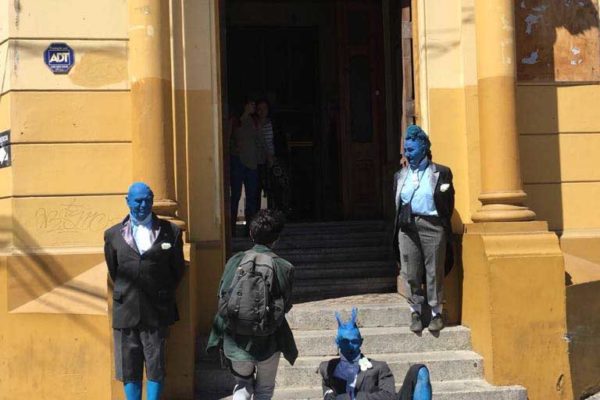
left=126, top=182, right=154, bottom=222
left=404, top=138, right=428, bottom=168
left=335, top=308, right=363, bottom=361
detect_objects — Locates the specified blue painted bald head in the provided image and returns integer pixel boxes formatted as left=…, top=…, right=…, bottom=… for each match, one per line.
left=404, top=125, right=431, bottom=168
left=335, top=308, right=363, bottom=361
left=126, top=182, right=154, bottom=222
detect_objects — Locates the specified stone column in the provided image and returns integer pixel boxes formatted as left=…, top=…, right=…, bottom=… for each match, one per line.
left=128, top=0, right=182, bottom=225
left=471, top=0, right=535, bottom=222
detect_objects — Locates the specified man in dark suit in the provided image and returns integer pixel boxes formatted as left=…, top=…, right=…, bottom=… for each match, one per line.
left=104, top=182, right=185, bottom=400
left=392, top=125, right=455, bottom=333
left=318, top=308, right=432, bottom=400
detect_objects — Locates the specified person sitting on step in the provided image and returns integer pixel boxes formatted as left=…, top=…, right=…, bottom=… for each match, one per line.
left=318, top=308, right=432, bottom=400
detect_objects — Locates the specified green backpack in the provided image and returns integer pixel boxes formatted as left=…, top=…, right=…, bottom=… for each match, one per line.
left=218, top=250, right=285, bottom=336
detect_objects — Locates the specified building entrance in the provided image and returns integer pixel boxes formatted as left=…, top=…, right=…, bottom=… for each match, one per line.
left=224, top=0, right=411, bottom=223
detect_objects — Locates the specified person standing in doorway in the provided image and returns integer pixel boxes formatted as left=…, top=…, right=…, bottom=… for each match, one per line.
left=104, top=182, right=186, bottom=400
left=255, top=99, right=275, bottom=211
left=392, top=125, right=454, bottom=333
left=256, top=98, right=291, bottom=214
left=230, top=98, right=266, bottom=234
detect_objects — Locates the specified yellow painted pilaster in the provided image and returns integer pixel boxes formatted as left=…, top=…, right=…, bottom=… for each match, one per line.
left=471, top=0, right=535, bottom=222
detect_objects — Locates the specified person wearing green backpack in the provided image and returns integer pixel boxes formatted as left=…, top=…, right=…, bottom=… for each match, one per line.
left=207, top=209, right=298, bottom=400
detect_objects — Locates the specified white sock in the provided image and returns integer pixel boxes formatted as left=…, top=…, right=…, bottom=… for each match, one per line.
left=410, top=304, right=422, bottom=314
left=431, top=305, right=443, bottom=316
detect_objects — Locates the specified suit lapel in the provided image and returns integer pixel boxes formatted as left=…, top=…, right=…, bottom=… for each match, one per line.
left=396, top=168, right=409, bottom=208
left=430, top=162, right=440, bottom=192
left=355, top=367, right=367, bottom=393
left=120, top=218, right=140, bottom=254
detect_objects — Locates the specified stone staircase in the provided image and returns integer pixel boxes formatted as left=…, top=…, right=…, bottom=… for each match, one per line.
left=231, top=220, right=398, bottom=303
left=196, top=221, right=527, bottom=399
left=196, top=295, right=527, bottom=400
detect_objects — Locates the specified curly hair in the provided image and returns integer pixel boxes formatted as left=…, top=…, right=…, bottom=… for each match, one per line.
left=405, top=124, right=431, bottom=149
left=249, top=209, right=286, bottom=245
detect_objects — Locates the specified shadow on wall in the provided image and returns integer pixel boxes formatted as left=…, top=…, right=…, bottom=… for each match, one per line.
left=0, top=215, right=194, bottom=400
left=567, top=280, right=600, bottom=399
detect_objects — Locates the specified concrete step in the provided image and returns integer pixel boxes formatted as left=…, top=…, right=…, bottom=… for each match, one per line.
left=293, top=326, right=471, bottom=357
left=196, top=350, right=483, bottom=392
left=196, top=379, right=527, bottom=400
left=287, top=295, right=410, bottom=330
left=279, top=350, right=483, bottom=388
left=292, top=278, right=397, bottom=303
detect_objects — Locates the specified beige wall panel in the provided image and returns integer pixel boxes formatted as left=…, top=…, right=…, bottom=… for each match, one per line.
left=0, top=1, right=8, bottom=42
left=521, top=134, right=600, bottom=184
left=7, top=0, right=127, bottom=39
left=0, top=313, right=111, bottom=400
left=0, top=92, right=10, bottom=131
left=11, top=91, right=130, bottom=143
left=12, top=143, right=131, bottom=196
left=12, top=195, right=126, bottom=248
left=517, top=85, right=600, bottom=134
left=526, top=182, right=600, bottom=231
left=428, top=88, right=470, bottom=228
left=0, top=198, right=13, bottom=249
left=0, top=168, right=12, bottom=198
left=424, top=0, right=464, bottom=89
left=2, top=40, right=128, bottom=93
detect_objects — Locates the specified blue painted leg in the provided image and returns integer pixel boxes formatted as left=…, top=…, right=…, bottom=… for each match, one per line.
left=414, top=367, right=432, bottom=400
left=146, top=380, right=164, bottom=400
left=124, top=381, right=142, bottom=400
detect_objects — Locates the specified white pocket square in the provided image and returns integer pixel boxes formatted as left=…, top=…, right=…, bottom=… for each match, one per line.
left=440, top=183, right=451, bottom=192
left=161, top=242, right=172, bottom=250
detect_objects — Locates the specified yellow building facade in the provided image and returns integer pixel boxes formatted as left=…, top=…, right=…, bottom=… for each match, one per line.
left=0, top=0, right=598, bottom=399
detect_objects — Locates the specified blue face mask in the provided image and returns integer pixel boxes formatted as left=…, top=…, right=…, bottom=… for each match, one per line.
left=126, top=182, right=154, bottom=222
left=335, top=308, right=363, bottom=361
left=404, top=138, right=428, bottom=169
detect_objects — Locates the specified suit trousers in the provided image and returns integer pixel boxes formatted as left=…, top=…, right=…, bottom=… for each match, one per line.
left=231, top=351, right=281, bottom=400
left=114, top=326, right=168, bottom=383
left=398, top=215, right=446, bottom=309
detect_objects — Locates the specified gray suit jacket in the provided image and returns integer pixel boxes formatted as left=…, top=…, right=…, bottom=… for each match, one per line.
left=319, top=357, right=396, bottom=400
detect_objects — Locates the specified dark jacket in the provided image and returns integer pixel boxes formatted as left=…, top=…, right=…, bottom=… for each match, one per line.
left=104, top=214, right=185, bottom=329
left=397, top=364, right=429, bottom=400
left=206, top=245, right=298, bottom=365
left=392, top=162, right=455, bottom=274
left=318, top=357, right=396, bottom=400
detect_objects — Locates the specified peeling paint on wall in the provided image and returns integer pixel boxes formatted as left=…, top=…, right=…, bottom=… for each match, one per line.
left=522, top=50, right=540, bottom=64
left=525, top=14, right=541, bottom=35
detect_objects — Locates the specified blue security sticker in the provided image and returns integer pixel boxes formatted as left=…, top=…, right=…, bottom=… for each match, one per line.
left=44, top=43, right=75, bottom=74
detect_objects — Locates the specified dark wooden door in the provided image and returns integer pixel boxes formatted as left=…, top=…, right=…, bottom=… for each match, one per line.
left=227, top=27, right=320, bottom=221
left=337, top=0, right=385, bottom=219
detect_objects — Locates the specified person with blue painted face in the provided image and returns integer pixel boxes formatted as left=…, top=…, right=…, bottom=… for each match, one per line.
left=104, top=182, right=185, bottom=400
left=393, top=125, right=455, bottom=333
left=318, top=308, right=432, bottom=400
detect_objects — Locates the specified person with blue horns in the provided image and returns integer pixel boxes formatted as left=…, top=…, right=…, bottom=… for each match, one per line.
left=318, top=308, right=432, bottom=400
left=104, top=182, right=186, bottom=400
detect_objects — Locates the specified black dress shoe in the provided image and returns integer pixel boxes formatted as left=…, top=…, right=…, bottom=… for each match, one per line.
left=410, top=312, right=423, bottom=332
left=428, top=314, right=445, bottom=332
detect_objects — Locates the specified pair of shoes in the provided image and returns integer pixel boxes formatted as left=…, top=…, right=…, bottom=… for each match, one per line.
left=428, top=314, right=445, bottom=332
left=410, top=312, right=423, bottom=332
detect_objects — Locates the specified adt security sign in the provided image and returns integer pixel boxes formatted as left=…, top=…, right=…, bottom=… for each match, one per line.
left=44, top=43, right=75, bottom=74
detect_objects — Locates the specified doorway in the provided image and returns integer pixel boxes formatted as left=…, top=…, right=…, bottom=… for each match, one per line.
left=223, top=0, right=410, bottom=222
